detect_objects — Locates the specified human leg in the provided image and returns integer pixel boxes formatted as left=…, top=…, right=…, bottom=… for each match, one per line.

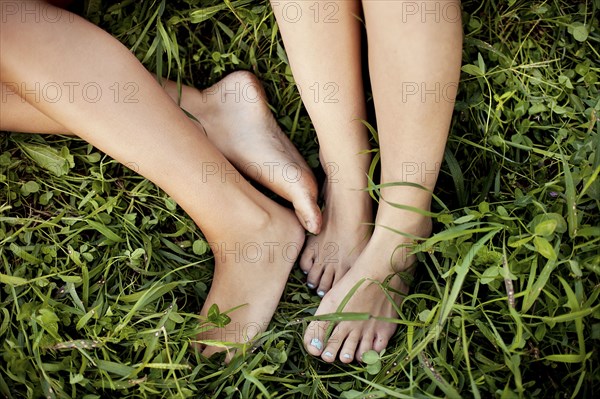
left=270, top=0, right=372, bottom=296
left=1, top=72, right=321, bottom=233
left=304, top=0, right=463, bottom=362
left=0, top=0, right=305, bottom=355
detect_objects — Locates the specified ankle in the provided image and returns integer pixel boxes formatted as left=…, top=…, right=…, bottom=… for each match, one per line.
left=366, top=222, right=430, bottom=273
left=378, top=185, right=432, bottom=211
left=373, top=214, right=432, bottom=238
left=185, top=87, right=214, bottom=132
left=324, top=183, right=373, bottom=222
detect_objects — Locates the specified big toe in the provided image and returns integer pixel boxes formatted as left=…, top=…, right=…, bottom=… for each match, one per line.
left=304, top=320, right=328, bottom=356
left=294, top=193, right=322, bottom=234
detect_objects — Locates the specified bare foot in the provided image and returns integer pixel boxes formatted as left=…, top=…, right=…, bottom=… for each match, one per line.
left=300, top=175, right=372, bottom=297
left=303, top=207, right=432, bottom=363
left=196, top=204, right=305, bottom=360
left=189, top=71, right=321, bottom=234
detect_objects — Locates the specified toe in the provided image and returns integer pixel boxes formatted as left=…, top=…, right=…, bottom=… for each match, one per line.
left=321, top=325, right=346, bottom=363
left=306, top=261, right=325, bottom=291
left=304, top=320, right=328, bottom=356
left=373, top=331, right=391, bottom=353
left=294, top=194, right=322, bottom=235
left=317, top=266, right=336, bottom=297
left=299, top=245, right=316, bottom=275
left=356, top=331, right=375, bottom=362
left=339, top=330, right=361, bottom=363
left=332, top=267, right=346, bottom=287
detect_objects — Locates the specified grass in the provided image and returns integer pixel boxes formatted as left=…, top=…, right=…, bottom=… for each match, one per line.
left=1, top=0, right=599, bottom=397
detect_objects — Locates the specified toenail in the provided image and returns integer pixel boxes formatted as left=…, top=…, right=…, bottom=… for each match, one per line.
left=302, top=270, right=308, bottom=275
left=324, top=351, right=333, bottom=357
left=343, top=353, right=352, bottom=359
left=310, top=338, right=322, bottom=350
left=317, top=290, right=325, bottom=297
left=307, top=282, right=315, bottom=289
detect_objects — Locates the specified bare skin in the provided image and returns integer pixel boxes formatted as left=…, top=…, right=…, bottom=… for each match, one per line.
left=271, top=0, right=373, bottom=298
left=301, top=180, right=371, bottom=297
left=1, top=72, right=321, bottom=234
left=0, top=0, right=317, bottom=358
left=197, top=199, right=306, bottom=360
left=188, top=73, right=321, bottom=234
left=272, top=0, right=463, bottom=362
left=306, top=197, right=433, bottom=363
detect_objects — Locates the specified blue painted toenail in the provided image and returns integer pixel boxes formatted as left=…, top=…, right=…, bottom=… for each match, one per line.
left=343, top=353, right=351, bottom=359
left=307, top=282, right=315, bottom=289
left=317, top=290, right=325, bottom=297
left=310, top=338, right=322, bottom=350
left=324, top=351, right=333, bottom=357
left=302, top=270, right=308, bottom=274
